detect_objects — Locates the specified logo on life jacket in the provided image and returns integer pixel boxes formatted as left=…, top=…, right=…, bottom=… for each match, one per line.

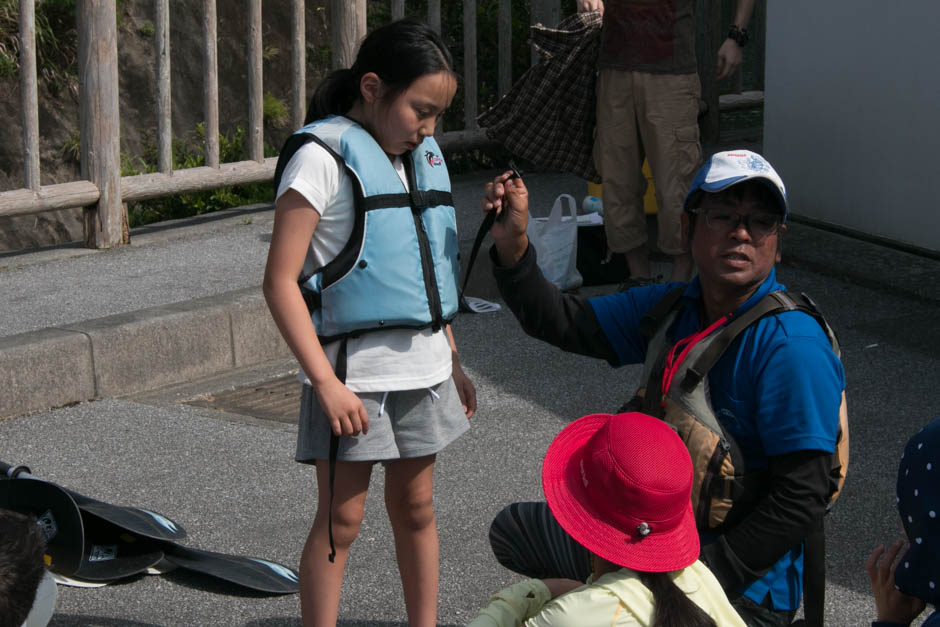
left=425, top=150, right=443, bottom=167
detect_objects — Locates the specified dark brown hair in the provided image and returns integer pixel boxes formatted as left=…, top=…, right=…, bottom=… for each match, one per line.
left=640, top=571, right=719, bottom=627
left=0, top=508, right=46, bottom=625
left=306, top=18, right=455, bottom=124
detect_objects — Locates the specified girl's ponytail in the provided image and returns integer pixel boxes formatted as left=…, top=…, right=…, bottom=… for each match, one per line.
left=639, top=572, right=718, bottom=627
left=306, top=68, right=359, bottom=125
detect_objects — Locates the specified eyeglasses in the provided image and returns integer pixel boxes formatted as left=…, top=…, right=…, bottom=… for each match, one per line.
left=689, top=208, right=781, bottom=239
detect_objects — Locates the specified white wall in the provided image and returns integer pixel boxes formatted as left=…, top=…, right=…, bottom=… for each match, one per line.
left=763, top=0, right=940, bottom=252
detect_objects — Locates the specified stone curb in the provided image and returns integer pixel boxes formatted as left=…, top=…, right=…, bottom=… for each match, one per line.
left=0, top=287, right=289, bottom=419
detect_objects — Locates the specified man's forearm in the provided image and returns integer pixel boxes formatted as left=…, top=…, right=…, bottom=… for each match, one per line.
left=703, top=450, right=832, bottom=592
left=732, top=0, right=755, bottom=30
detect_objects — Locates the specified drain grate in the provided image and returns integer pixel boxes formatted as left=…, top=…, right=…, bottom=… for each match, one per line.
left=186, top=374, right=302, bottom=423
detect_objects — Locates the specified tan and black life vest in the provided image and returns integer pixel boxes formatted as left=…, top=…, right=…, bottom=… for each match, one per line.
left=622, top=288, right=849, bottom=532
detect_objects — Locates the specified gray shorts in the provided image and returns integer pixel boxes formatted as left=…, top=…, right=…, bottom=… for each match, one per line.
left=295, top=378, right=469, bottom=463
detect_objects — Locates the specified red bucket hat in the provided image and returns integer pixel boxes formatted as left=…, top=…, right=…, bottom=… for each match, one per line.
left=542, top=412, right=699, bottom=573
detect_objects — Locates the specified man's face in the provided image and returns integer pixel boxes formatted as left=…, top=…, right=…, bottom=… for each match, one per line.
left=684, top=187, right=786, bottom=296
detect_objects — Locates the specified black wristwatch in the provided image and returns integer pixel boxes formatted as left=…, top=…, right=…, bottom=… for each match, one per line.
left=727, top=24, right=749, bottom=47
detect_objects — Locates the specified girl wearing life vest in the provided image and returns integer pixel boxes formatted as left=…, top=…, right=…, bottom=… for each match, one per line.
left=264, top=18, right=475, bottom=626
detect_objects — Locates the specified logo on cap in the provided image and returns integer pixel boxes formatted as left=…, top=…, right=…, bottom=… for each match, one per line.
left=745, top=154, right=769, bottom=173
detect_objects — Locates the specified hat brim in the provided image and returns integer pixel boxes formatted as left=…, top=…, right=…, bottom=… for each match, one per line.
left=691, top=174, right=789, bottom=221
left=541, top=414, right=700, bottom=573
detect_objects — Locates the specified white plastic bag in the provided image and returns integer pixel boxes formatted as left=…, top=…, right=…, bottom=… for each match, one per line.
left=526, top=193, right=582, bottom=290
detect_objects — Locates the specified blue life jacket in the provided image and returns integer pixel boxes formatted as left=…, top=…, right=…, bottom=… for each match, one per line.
left=273, top=116, right=460, bottom=344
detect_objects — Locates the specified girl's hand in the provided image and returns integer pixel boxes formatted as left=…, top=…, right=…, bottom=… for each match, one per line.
left=452, top=358, right=476, bottom=419
left=482, top=172, right=530, bottom=266
left=315, top=377, right=370, bottom=437
left=866, top=540, right=926, bottom=625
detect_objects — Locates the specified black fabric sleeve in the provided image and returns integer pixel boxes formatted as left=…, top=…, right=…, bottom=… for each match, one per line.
left=701, top=449, right=832, bottom=594
left=490, top=243, right=617, bottom=363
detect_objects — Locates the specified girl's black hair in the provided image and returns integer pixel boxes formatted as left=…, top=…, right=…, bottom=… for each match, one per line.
left=639, top=572, right=719, bottom=627
left=305, top=17, right=455, bottom=124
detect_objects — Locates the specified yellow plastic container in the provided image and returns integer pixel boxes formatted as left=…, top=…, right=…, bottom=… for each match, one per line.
left=587, top=159, right=658, bottom=215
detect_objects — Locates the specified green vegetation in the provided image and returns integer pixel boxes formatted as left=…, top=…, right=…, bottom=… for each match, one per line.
left=122, top=123, right=275, bottom=228
left=60, top=129, right=80, bottom=163
left=137, top=20, right=154, bottom=38
left=0, top=0, right=77, bottom=93
left=263, top=91, right=289, bottom=129
left=307, top=42, right=331, bottom=72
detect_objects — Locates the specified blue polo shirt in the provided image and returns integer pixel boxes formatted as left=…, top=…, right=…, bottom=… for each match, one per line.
left=588, top=268, right=844, bottom=610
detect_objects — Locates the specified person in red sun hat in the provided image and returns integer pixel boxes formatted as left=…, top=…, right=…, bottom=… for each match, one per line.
left=470, top=412, right=745, bottom=627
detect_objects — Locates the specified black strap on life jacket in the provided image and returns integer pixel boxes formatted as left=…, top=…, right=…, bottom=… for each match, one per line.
left=402, top=156, right=446, bottom=333
left=679, top=291, right=818, bottom=392
left=326, top=337, right=348, bottom=563
left=620, top=284, right=685, bottom=416
left=639, top=285, right=685, bottom=339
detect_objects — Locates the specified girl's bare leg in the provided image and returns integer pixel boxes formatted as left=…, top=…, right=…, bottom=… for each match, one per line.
left=300, top=459, right=374, bottom=627
left=385, top=454, right=438, bottom=627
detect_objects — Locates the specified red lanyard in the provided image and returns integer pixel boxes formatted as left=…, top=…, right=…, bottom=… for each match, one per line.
left=660, top=314, right=730, bottom=406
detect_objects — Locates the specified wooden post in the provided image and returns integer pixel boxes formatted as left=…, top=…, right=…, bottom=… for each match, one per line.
left=248, top=0, right=263, bottom=162
left=530, top=0, right=559, bottom=65
left=498, top=0, right=512, bottom=98
left=463, top=0, right=478, bottom=129
left=155, top=0, right=172, bottom=173
left=203, top=0, right=220, bottom=168
left=696, top=0, right=721, bottom=146
left=331, top=0, right=366, bottom=70
left=19, top=0, right=40, bottom=190
left=428, top=0, right=441, bottom=34
left=391, top=0, right=405, bottom=21
left=77, top=0, right=126, bottom=248
left=291, top=0, right=305, bottom=129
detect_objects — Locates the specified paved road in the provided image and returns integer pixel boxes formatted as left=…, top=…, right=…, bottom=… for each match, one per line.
left=1, top=169, right=938, bottom=625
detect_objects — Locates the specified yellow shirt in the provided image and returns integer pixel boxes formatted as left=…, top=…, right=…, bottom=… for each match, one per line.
left=469, top=560, right=746, bottom=627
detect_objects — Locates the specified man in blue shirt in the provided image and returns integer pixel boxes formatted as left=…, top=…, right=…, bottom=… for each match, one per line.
left=482, top=150, right=844, bottom=626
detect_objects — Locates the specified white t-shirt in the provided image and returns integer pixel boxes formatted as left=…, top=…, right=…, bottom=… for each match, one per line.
left=276, top=140, right=453, bottom=392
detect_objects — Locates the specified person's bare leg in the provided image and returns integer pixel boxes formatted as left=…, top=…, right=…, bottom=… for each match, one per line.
left=385, top=455, right=438, bottom=627
left=300, top=459, right=373, bottom=627
left=670, top=251, right=694, bottom=282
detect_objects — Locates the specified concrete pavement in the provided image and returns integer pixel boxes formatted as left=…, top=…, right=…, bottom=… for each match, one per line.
left=1, top=168, right=939, bottom=625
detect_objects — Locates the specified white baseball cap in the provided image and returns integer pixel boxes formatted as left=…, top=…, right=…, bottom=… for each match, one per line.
left=684, top=150, right=789, bottom=222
